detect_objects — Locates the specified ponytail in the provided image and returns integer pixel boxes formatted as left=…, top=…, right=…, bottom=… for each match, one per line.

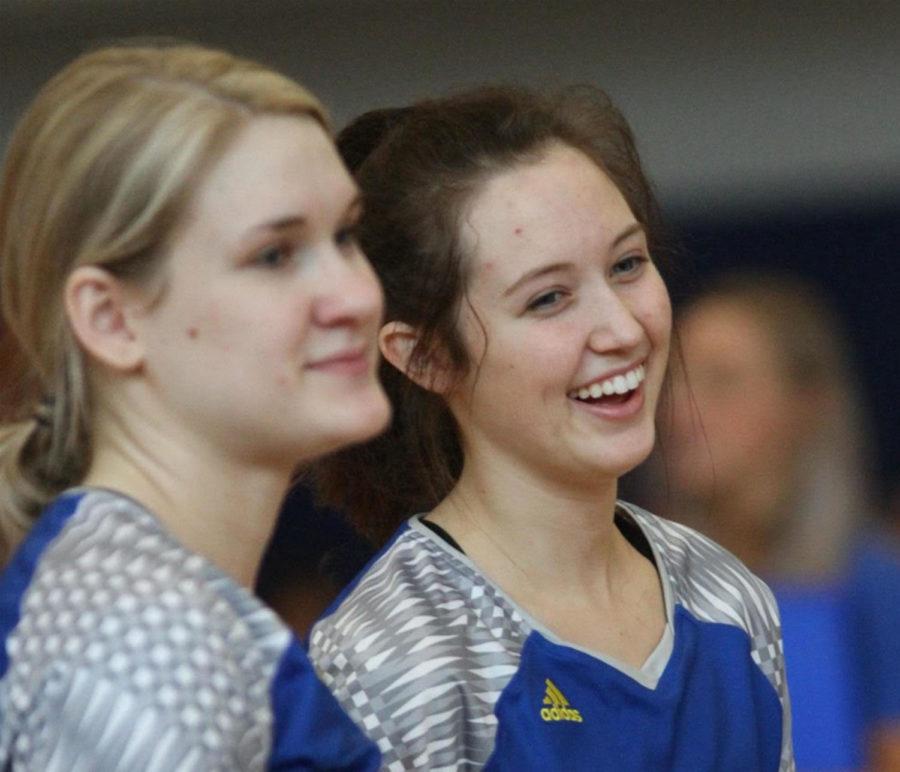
left=0, top=346, right=91, bottom=560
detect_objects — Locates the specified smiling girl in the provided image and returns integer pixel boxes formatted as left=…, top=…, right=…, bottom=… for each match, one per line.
left=0, top=43, right=388, bottom=769
left=308, top=88, right=795, bottom=770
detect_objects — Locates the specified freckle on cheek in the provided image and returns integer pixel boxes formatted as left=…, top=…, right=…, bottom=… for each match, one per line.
left=514, top=227, right=523, bottom=235
left=186, top=327, right=198, bottom=339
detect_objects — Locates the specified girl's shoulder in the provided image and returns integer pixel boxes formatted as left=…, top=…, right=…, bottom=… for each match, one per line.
left=309, top=516, right=535, bottom=688
left=308, top=517, right=523, bottom=771
left=621, top=501, right=790, bottom=719
left=11, top=488, right=288, bottom=647
left=0, top=488, right=294, bottom=769
left=311, top=516, right=531, bottom=652
left=619, top=501, right=783, bottom=637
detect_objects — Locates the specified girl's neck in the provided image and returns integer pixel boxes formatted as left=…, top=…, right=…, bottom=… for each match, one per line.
left=428, top=460, right=666, bottom=667
left=429, top=459, right=624, bottom=592
left=83, top=440, right=290, bottom=589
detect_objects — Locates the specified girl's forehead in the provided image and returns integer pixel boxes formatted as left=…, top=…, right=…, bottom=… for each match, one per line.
left=462, top=153, right=634, bottom=273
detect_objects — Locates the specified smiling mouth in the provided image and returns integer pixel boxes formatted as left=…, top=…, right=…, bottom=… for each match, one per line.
left=567, top=364, right=645, bottom=404
left=306, top=346, right=372, bottom=375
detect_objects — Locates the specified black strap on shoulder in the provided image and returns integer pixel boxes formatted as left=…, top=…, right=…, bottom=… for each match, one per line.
left=615, top=509, right=656, bottom=566
left=420, top=518, right=466, bottom=554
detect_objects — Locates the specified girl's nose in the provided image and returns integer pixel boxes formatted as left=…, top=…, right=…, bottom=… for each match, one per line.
left=585, top=290, right=645, bottom=354
left=312, top=249, right=384, bottom=328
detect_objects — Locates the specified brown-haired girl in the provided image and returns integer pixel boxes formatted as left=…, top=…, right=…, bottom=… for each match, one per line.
left=308, top=87, right=794, bottom=770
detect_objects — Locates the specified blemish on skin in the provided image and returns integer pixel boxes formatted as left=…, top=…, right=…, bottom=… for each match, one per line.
left=514, top=227, right=523, bottom=235
left=186, top=327, right=199, bottom=339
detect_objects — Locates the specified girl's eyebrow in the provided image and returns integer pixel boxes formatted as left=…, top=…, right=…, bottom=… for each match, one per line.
left=248, top=215, right=307, bottom=235
left=503, top=262, right=572, bottom=297
left=245, top=194, right=362, bottom=237
left=502, top=222, right=645, bottom=297
left=612, top=222, right=645, bottom=246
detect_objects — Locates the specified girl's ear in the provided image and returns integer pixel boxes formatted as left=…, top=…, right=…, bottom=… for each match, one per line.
left=379, top=321, right=454, bottom=394
left=64, top=266, right=145, bottom=373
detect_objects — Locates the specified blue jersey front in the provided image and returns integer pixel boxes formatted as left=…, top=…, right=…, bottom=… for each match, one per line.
left=310, top=503, right=794, bottom=771
left=487, top=609, right=782, bottom=770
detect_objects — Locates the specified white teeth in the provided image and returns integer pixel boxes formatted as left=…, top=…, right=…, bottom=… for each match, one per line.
left=568, top=364, right=646, bottom=401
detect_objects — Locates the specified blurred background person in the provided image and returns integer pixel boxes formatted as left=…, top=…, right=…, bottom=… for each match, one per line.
left=636, top=270, right=900, bottom=771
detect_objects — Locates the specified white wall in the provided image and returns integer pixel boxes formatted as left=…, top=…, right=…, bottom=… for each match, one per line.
left=2, top=0, right=900, bottom=218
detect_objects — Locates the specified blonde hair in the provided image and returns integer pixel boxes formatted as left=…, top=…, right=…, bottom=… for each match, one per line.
left=0, top=42, right=327, bottom=558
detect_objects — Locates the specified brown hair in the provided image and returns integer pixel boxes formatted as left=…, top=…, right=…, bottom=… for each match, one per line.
left=313, top=85, right=668, bottom=544
left=0, top=42, right=327, bottom=558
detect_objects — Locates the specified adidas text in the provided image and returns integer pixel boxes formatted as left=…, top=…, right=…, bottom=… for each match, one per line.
left=540, top=706, right=583, bottom=722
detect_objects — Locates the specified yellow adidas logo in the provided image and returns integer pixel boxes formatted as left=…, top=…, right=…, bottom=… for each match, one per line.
left=540, top=678, right=583, bottom=723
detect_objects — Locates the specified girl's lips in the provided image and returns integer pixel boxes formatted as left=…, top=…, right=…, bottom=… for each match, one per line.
left=568, top=362, right=646, bottom=400
left=306, top=348, right=372, bottom=376
left=570, top=381, right=646, bottom=420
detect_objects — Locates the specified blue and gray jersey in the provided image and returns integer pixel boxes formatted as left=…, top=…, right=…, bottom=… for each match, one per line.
left=0, top=489, right=379, bottom=771
left=309, top=502, right=794, bottom=771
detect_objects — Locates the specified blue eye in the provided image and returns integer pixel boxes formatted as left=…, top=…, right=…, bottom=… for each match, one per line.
left=335, top=223, right=360, bottom=251
left=526, top=289, right=568, bottom=313
left=611, top=254, right=647, bottom=276
left=252, top=243, right=293, bottom=269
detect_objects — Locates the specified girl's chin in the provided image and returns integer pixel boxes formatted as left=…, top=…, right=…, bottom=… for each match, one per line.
left=586, top=442, right=656, bottom=480
left=317, top=401, right=392, bottom=455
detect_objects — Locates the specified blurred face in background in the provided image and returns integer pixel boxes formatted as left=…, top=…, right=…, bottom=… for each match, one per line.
left=664, top=296, right=806, bottom=515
